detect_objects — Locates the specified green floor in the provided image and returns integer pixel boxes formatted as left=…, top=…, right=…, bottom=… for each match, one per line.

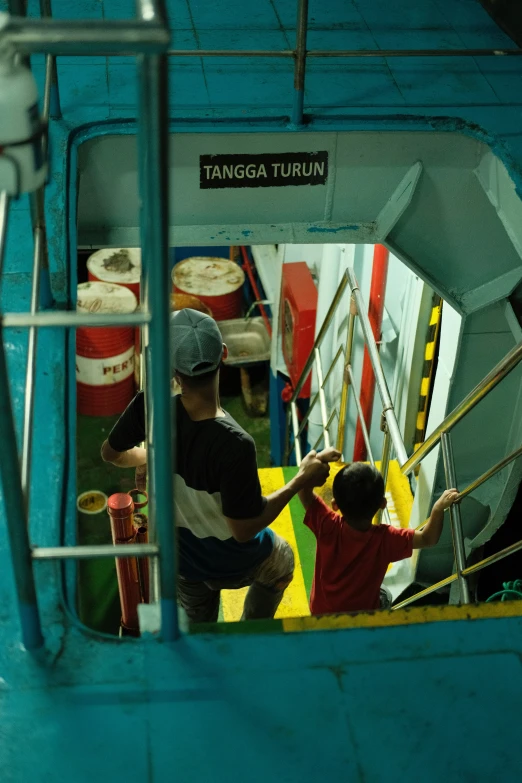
left=76, top=384, right=272, bottom=634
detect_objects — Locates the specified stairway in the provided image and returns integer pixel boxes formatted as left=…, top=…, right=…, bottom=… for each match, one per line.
left=220, top=461, right=413, bottom=621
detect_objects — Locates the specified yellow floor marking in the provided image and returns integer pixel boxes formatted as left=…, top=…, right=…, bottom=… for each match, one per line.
left=282, top=599, right=522, bottom=633
left=221, top=467, right=310, bottom=622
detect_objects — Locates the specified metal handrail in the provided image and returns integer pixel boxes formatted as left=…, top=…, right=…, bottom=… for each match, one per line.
left=32, top=544, right=159, bottom=560
left=0, top=3, right=174, bottom=649
left=346, top=267, right=408, bottom=467
left=2, top=312, right=151, bottom=327
left=3, top=17, right=170, bottom=55
left=285, top=267, right=407, bottom=472
left=393, top=443, right=522, bottom=610
left=400, top=340, right=522, bottom=476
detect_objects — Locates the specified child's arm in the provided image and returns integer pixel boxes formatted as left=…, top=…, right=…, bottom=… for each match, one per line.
left=298, top=484, right=317, bottom=511
left=297, top=447, right=342, bottom=511
left=412, top=489, right=459, bottom=549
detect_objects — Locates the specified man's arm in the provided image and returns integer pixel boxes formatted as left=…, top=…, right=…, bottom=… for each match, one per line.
left=297, top=447, right=342, bottom=511
left=100, top=392, right=146, bottom=471
left=100, top=439, right=147, bottom=468
left=412, top=489, right=459, bottom=549
left=225, top=450, right=330, bottom=542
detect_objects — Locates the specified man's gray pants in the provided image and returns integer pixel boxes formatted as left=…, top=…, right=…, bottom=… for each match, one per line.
left=177, top=533, right=294, bottom=623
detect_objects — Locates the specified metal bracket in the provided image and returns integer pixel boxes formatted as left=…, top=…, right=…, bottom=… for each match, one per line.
left=375, top=161, right=423, bottom=241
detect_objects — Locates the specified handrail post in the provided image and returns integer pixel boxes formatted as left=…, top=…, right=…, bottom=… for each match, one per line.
left=347, top=267, right=408, bottom=467
left=314, top=348, right=330, bottom=450
left=376, top=426, right=392, bottom=524
left=136, top=3, right=177, bottom=640
left=336, top=298, right=356, bottom=456
left=0, top=191, right=44, bottom=650
left=440, top=432, right=470, bottom=604
left=292, top=0, right=309, bottom=125
left=291, top=402, right=302, bottom=464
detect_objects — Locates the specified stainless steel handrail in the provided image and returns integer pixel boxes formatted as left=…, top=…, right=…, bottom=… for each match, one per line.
left=347, top=267, right=408, bottom=467
left=392, top=443, right=522, bottom=609
left=284, top=267, right=406, bottom=536
left=32, top=544, right=159, bottom=560
left=401, top=341, right=522, bottom=476
left=314, top=349, right=331, bottom=450
left=0, top=193, right=43, bottom=649
left=4, top=17, right=170, bottom=55
left=20, top=225, right=43, bottom=509
left=0, top=4, right=173, bottom=648
left=347, top=365, right=374, bottom=464
left=459, top=444, right=522, bottom=501
left=2, top=312, right=152, bottom=327
left=393, top=534, right=522, bottom=612
left=441, top=432, right=470, bottom=603
left=165, top=48, right=522, bottom=58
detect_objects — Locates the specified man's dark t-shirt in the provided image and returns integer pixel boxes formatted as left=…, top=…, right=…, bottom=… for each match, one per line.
left=108, top=392, right=273, bottom=581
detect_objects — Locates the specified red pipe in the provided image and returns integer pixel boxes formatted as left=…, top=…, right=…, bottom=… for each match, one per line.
left=107, top=492, right=141, bottom=636
left=353, top=245, right=390, bottom=461
left=240, top=246, right=273, bottom=337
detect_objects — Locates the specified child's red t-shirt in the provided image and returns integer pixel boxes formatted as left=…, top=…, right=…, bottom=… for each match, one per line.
left=304, top=495, right=415, bottom=615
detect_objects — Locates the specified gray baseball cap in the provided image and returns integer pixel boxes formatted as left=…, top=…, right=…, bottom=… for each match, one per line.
left=170, top=308, right=224, bottom=376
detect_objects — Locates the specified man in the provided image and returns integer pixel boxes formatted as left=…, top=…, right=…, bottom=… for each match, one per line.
left=101, top=308, right=329, bottom=623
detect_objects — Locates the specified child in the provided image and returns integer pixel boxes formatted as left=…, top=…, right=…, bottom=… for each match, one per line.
left=298, top=448, right=459, bottom=615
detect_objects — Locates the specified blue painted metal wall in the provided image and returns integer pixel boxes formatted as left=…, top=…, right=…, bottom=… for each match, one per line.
left=2, top=2, right=522, bottom=780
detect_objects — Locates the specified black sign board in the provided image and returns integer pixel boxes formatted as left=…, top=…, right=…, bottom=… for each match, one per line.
left=200, top=151, right=328, bottom=190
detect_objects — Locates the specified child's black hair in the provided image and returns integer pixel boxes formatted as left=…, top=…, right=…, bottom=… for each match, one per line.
left=332, top=462, right=385, bottom=521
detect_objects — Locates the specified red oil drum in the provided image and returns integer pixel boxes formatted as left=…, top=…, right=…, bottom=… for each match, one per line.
left=76, top=282, right=137, bottom=416
left=87, top=249, right=141, bottom=383
left=172, top=257, right=245, bottom=321
left=87, top=247, right=141, bottom=301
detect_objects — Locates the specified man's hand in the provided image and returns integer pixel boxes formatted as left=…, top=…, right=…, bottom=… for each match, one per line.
left=297, top=450, right=330, bottom=488
left=433, top=489, right=459, bottom=513
left=135, top=463, right=147, bottom=492
left=316, top=447, right=342, bottom=464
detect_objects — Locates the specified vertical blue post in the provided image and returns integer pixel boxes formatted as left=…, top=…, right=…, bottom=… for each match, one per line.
left=292, top=0, right=309, bottom=126
left=0, top=191, right=44, bottom=650
left=136, top=5, right=178, bottom=640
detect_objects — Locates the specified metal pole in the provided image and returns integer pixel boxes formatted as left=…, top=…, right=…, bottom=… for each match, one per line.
left=440, top=432, right=470, bottom=604
left=297, top=390, right=320, bottom=437
left=32, top=543, right=159, bottom=560
left=347, top=267, right=408, bottom=467
left=4, top=17, right=170, bottom=55
left=292, top=0, right=309, bottom=125
left=401, top=341, right=522, bottom=475
left=136, top=31, right=178, bottom=639
left=291, top=402, right=302, bottom=464
left=336, top=302, right=356, bottom=455
left=347, top=366, right=374, bottom=465
left=392, top=573, right=457, bottom=611
left=39, top=0, right=61, bottom=119
left=458, top=444, right=522, bottom=501
left=165, top=47, right=522, bottom=58
left=290, top=271, right=349, bottom=402
left=462, top=539, right=522, bottom=578
left=0, top=195, right=43, bottom=650
left=376, top=429, right=392, bottom=524
left=314, top=349, right=330, bottom=449
left=20, top=225, right=43, bottom=508
left=2, top=312, right=152, bottom=327
left=0, top=192, right=9, bottom=275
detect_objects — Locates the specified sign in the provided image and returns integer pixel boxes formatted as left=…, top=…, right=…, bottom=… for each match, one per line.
left=200, top=151, right=328, bottom=190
